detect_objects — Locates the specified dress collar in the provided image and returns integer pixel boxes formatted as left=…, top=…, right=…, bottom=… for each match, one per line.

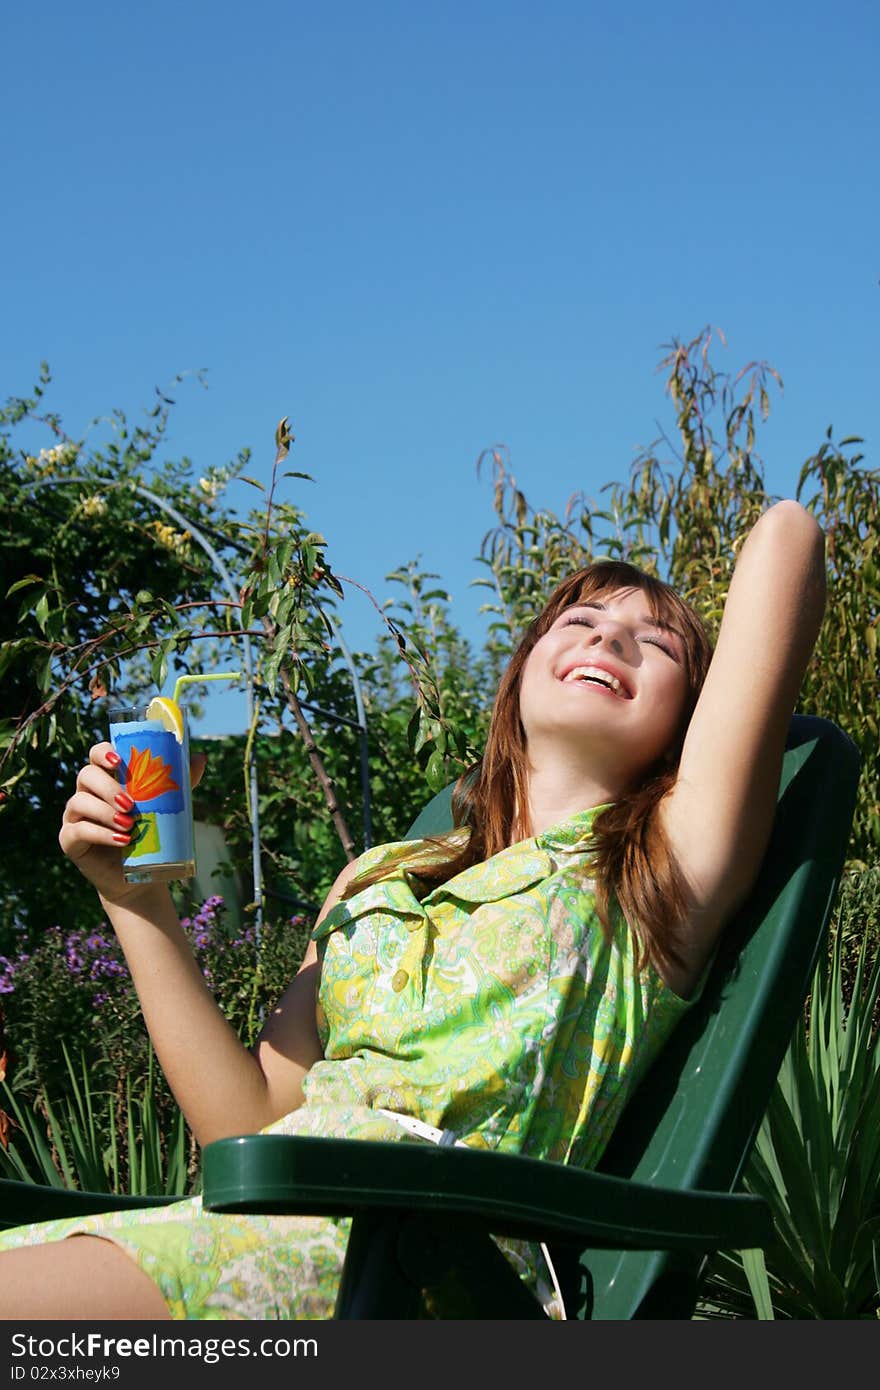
left=313, top=803, right=610, bottom=936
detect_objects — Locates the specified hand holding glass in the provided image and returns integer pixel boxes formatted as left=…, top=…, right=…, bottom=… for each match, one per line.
left=108, top=673, right=240, bottom=884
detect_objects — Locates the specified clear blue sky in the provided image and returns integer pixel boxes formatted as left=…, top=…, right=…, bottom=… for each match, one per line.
left=3, top=0, right=877, bottom=734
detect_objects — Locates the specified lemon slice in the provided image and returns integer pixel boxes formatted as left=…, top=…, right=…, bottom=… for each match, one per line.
left=146, top=696, right=184, bottom=743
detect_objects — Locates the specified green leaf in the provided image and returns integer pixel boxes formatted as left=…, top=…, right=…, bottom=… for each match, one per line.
left=425, top=748, right=447, bottom=791
left=262, top=634, right=289, bottom=695
left=741, top=1247, right=775, bottom=1319
left=150, top=649, right=169, bottom=688
left=5, top=574, right=44, bottom=598
left=412, top=714, right=431, bottom=756
left=33, top=653, right=53, bottom=694
left=34, top=592, right=50, bottom=633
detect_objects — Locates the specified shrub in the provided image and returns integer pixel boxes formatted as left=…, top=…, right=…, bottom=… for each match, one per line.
left=697, top=868, right=880, bottom=1319
left=0, top=896, right=312, bottom=1192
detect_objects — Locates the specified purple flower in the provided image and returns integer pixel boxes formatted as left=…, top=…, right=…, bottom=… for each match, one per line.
left=89, top=957, right=127, bottom=981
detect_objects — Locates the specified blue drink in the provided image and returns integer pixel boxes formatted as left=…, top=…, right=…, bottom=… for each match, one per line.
left=108, top=701, right=195, bottom=883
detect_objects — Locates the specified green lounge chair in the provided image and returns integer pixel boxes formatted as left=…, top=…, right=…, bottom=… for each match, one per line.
left=0, top=715, right=861, bottom=1319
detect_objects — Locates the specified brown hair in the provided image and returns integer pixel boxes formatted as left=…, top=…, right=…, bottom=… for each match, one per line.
left=352, top=561, right=712, bottom=974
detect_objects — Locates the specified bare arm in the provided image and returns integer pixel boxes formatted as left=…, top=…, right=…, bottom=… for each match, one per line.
left=660, top=500, right=826, bottom=987
left=59, top=745, right=357, bottom=1146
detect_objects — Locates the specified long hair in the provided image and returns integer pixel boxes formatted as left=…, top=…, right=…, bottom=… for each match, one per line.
left=352, top=561, right=713, bottom=974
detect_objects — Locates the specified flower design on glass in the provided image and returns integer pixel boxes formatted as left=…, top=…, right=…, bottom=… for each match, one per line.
left=125, top=745, right=181, bottom=803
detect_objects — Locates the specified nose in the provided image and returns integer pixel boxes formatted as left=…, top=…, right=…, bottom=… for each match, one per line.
left=583, top=617, right=630, bottom=658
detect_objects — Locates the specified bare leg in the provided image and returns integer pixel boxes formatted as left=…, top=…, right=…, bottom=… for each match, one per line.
left=0, top=1237, right=172, bottom=1320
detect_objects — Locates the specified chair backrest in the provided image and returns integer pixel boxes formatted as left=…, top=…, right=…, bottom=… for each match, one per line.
left=404, top=715, right=861, bottom=1318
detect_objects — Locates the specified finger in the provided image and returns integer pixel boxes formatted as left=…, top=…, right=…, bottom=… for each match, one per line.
left=76, top=762, right=134, bottom=810
left=89, top=741, right=122, bottom=771
left=59, top=815, right=132, bottom=860
left=190, top=752, right=208, bottom=789
left=64, top=788, right=134, bottom=834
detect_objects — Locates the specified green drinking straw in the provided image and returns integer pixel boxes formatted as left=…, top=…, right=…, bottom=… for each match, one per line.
left=172, top=671, right=242, bottom=705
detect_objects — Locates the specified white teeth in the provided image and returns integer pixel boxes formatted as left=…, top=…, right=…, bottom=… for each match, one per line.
left=562, top=665, right=622, bottom=693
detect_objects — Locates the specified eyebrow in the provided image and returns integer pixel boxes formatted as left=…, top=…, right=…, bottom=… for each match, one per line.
left=567, top=600, right=683, bottom=638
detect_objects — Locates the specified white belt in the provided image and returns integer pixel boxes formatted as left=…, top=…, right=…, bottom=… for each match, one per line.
left=375, top=1108, right=464, bottom=1147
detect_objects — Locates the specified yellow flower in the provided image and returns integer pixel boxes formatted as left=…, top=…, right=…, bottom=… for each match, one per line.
left=149, top=521, right=191, bottom=554
left=79, top=494, right=107, bottom=518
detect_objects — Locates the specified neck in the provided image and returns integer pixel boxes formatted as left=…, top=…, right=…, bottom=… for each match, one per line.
left=519, top=746, right=624, bottom=840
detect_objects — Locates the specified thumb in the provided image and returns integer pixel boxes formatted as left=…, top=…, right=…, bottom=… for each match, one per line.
left=189, top=751, right=208, bottom=789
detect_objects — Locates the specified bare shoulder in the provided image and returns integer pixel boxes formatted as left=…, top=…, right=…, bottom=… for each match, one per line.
left=296, top=858, right=361, bottom=974
left=659, top=502, right=826, bottom=973
left=315, top=857, right=361, bottom=926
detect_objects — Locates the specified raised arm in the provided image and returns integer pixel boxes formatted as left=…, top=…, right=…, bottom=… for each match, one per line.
left=59, top=747, right=357, bottom=1146
left=659, top=500, right=826, bottom=984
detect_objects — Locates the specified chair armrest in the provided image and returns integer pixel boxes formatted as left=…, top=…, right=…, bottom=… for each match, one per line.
left=0, top=1179, right=178, bottom=1230
left=202, top=1134, right=772, bottom=1253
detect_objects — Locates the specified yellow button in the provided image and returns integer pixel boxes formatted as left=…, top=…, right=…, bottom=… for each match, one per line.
left=391, top=969, right=409, bottom=992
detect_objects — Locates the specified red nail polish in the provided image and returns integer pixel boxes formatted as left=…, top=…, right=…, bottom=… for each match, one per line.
left=106, top=750, right=121, bottom=767
left=115, top=793, right=135, bottom=812
left=113, top=812, right=134, bottom=829
left=112, top=832, right=131, bottom=844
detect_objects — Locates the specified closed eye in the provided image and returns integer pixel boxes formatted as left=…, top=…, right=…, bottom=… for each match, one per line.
left=562, top=614, right=677, bottom=657
left=639, top=635, right=678, bottom=660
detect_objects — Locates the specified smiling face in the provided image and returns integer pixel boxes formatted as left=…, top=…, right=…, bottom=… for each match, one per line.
left=509, top=564, right=712, bottom=802
left=473, top=562, right=711, bottom=841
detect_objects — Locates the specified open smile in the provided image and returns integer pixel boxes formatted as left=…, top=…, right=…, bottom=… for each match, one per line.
left=558, top=663, right=634, bottom=698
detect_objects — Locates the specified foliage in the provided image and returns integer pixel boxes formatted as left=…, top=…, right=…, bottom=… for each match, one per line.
left=0, top=375, right=355, bottom=946
left=473, top=327, right=879, bottom=860
left=0, top=375, right=490, bottom=947
left=0, top=1045, right=193, bottom=1197
left=191, top=568, right=489, bottom=919
left=697, top=878, right=880, bottom=1319
left=0, top=895, right=311, bottom=1192
left=180, top=896, right=313, bottom=1049
left=0, top=922, right=142, bottom=1098
left=0, top=897, right=311, bottom=1090
left=796, top=442, right=880, bottom=858
left=0, top=368, right=250, bottom=940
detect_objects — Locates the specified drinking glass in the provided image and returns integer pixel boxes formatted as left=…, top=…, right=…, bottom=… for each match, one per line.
left=108, top=702, right=195, bottom=883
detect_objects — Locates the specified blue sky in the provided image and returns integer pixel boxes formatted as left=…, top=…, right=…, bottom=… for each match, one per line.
left=3, top=1, right=877, bottom=735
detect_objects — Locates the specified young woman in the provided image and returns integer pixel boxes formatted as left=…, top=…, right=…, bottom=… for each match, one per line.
left=0, top=500, right=826, bottom=1320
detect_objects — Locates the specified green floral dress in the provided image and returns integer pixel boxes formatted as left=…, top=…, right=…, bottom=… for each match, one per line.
left=0, top=808, right=695, bottom=1319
